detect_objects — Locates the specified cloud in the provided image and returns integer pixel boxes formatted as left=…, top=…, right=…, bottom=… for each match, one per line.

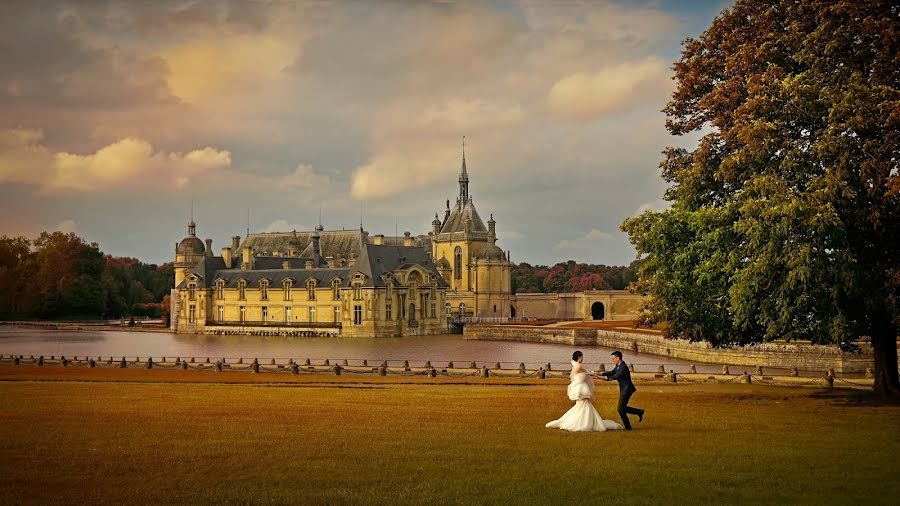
left=55, top=219, right=77, bottom=234
left=279, top=164, right=331, bottom=191
left=0, top=128, right=231, bottom=193
left=632, top=199, right=669, bottom=216
left=555, top=228, right=614, bottom=250
left=548, top=56, right=672, bottom=120
left=263, top=219, right=307, bottom=233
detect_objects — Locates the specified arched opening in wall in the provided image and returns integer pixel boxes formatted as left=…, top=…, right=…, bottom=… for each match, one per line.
left=510, top=306, right=516, bottom=318
left=591, top=302, right=605, bottom=320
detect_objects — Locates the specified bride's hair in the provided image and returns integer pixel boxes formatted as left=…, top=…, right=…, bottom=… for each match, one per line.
left=572, top=351, right=583, bottom=362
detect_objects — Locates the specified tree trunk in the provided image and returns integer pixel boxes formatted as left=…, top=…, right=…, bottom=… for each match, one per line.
left=871, top=319, right=900, bottom=398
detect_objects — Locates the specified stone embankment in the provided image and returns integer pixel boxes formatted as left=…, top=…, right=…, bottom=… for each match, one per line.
left=464, top=324, right=875, bottom=373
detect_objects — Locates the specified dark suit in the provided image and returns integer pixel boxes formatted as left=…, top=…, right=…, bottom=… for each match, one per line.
left=601, top=361, right=643, bottom=430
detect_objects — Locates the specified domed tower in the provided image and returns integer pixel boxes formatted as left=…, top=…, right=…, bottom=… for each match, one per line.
left=473, top=243, right=511, bottom=318
left=174, top=217, right=205, bottom=288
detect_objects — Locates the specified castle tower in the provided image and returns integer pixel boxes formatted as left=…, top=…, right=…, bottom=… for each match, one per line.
left=174, top=213, right=205, bottom=288
left=428, top=139, right=512, bottom=317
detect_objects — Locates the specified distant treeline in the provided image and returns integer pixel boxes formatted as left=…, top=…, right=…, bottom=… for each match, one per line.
left=510, top=260, right=641, bottom=294
left=0, top=232, right=173, bottom=320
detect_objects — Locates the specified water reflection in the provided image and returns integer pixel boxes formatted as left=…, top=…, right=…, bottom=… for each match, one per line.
left=0, top=326, right=752, bottom=374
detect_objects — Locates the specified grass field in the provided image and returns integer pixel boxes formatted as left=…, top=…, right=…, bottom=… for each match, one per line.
left=0, top=366, right=898, bottom=505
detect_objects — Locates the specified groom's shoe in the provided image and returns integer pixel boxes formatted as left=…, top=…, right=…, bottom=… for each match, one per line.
left=638, top=409, right=645, bottom=423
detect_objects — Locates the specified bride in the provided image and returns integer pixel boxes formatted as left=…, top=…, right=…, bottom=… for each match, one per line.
left=545, top=351, right=624, bottom=432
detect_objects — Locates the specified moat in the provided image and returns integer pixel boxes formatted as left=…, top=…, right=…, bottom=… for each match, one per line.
left=0, top=326, right=722, bottom=372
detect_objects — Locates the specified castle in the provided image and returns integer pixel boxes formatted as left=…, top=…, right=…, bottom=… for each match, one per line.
left=171, top=147, right=640, bottom=336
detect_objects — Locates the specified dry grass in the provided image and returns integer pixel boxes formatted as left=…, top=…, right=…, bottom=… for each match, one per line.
left=0, top=366, right=898, bottom=505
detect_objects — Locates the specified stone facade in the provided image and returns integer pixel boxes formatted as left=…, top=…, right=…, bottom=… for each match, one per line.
left=509, top=291, right=643, bottom=321
left=172, top=227, right=449, bottom=337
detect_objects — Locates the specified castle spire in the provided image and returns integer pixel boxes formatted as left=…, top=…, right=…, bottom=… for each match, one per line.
left=188, top=201, right=196, bottom=236
left=459, top=136, right=469, bottom=201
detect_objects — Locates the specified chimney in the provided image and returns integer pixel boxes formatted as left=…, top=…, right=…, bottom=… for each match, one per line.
left=222, top=247, right=233, bottom=268
left=373, top=234, right=385, bottom=245
left=232, top=235, right=241, bottom=252
left=347, top=256, right=356, bottom=268
left=282, top=260, right=290, bottom=270
left=443, top=199, right=451, bottom=225
left=241, top=246, right=253, bottom=270
left=305, top=260, right=314, bottom=269
left=311, top=225, right=323, bottom=267
left=403, top=231, right=414, bottom=247
left=327, top=257, right=336, bottom=268
left=205, top=239, right=213, bottom=256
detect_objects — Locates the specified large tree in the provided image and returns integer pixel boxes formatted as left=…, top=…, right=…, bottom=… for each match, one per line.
left=622, top=0, right=899, bottom=396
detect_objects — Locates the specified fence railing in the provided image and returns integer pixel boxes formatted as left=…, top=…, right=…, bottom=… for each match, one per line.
left=207, top=321, right=342, bottom=328
left=0, top=354, right=875, bottom=390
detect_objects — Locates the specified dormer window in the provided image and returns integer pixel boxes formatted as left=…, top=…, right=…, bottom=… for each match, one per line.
left=331, top=278, right=341, bottom=300
left=260, top=279, right=269, bottom=301
left=282, top=279, right=292, bottom=301
left=307, top=278, right=317, bottom=301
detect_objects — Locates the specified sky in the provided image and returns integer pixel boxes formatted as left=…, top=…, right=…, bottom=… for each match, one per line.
left=0, top=0, right=732, bottom=267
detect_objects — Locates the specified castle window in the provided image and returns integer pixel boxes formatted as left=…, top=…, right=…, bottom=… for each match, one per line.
left=217, top=306, right=224, bottom=322
left=353, top=305, right=362, bottom=325
left=283, top=279, right=292, bottom=301
left=385, top=303, right=392, bottom=320
left=307, top=279, right=317, bottom=301
left=431, top=302, right=436, bottom=318
left=215, top=280, right=224, bottom=300
left=285, top=306, right=292, bottom=323
left=188, top=282, right=196, bottom=301
left=262, top=306, right=268, bottom=320
left=260, top=280, right=269, bottom=301
left=454, top=247, right=462, bottom=280
left=238, top=280, right=246, bottom=301
left=352, top=282, right=362, bottom=300
left=332, top=279, right=341, bottom=300
left=333, top=306, right=340, bottom=323
left=240, top=305, right=246, bottom=322
left=308, top=306, right=316, bottom=322
left=189, top=304, right=196, bottom=323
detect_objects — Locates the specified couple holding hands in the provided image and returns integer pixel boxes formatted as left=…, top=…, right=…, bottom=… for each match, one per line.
left=545, top=350, right=645, bottom=432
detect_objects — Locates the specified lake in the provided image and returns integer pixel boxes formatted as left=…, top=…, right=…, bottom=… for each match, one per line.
left=0, top=325, right=730, bottom=373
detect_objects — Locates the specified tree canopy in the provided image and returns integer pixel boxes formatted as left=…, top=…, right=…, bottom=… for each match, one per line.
left=510, top=260, right=640, bottom=294
left=622, top=0, right=899, bottom=395
left=0, top=232, right=173, bottom=320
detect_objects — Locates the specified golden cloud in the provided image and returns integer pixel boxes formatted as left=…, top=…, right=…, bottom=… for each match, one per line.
left=547, top=56, right=672, bottom=120
left=0, top=128, right=230, bottom=193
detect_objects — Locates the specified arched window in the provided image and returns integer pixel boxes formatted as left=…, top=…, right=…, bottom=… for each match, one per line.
left=215, top=280, right=224, bottom=300
left=454, top=247, right=462, bottom=280
left=408, top=270, right=421, bottom=287
left=282, top=279, right=292, bottom=301
left=307, top=278, right=317, bottom=301
left=260, top=279, right=269, bottom=301
left=332, top=278, right=341, bottom=300
left=237, top=280, right=246, bottom=301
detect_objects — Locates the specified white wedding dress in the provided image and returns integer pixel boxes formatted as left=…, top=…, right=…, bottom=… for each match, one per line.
left=545, top=361, right=624, bottom=432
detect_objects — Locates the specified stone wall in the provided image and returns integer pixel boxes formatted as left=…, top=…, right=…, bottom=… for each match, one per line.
left=464, top=325, right=875, bottom=373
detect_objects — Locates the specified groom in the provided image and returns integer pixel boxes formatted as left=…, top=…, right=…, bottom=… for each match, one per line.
left=598, top=351, right=645, bottom=430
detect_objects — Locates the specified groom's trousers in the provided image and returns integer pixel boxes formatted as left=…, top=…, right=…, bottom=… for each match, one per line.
left=617, top=390, right=642, bottom=430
